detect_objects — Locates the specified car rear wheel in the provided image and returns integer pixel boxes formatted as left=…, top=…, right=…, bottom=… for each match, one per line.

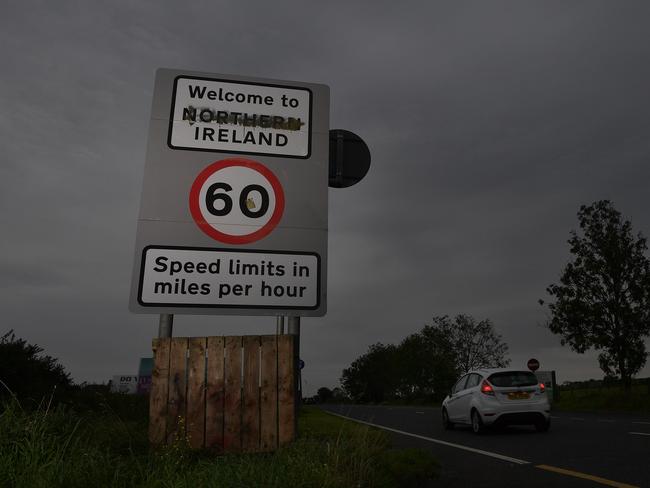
left=442, top=408, right=454, bottom=430
left=535, top=418, right=550, bottom=432
left=471, top=409, right=485, bottom=435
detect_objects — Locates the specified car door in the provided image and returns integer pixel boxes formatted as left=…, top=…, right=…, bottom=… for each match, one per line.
left=455, top=373, right=480, bottom=423
left=446, top=375, right=469, bottom=421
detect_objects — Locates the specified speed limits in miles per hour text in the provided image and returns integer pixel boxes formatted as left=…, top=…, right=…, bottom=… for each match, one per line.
left=137, top=246, right=320, bottom=310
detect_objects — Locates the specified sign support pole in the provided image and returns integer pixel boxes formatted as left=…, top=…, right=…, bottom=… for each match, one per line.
left=276, top=316, right=285, bottom=335
left=158, top=314, right=174, bottom=338
left=288, top=316, right=300, bottom=432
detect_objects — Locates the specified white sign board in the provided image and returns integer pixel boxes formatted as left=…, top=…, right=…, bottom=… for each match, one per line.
left=110, top=375, right=139, bottom=394
left=169, top=76, right=311, bottom=157
left=129, top=69, right=328, bottom=316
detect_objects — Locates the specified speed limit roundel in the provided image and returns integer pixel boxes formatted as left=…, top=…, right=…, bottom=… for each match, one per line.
left=189, top=158, right=285, bottom=244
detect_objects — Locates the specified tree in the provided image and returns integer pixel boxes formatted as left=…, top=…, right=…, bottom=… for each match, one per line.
left=330, top=387, right=348, bottom=402
left=425, top=315, right=510, bottom=375
left=316, top=387, right=333, bottom=403
left=393, top=327, right=457, bottom=400
left=540, top=200, right=650, bottom=389
left=0, top=330, right=72, bottom=405
left=340, top=343, right=400, bottom=402
left=339, top=315, right=508, bottom=403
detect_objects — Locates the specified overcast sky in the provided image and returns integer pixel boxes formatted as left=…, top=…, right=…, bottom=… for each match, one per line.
left=2, top=1, right=650, bottom=395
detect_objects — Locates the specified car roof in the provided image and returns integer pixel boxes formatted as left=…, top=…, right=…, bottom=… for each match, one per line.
left=471, top=368, right=536, bottom=375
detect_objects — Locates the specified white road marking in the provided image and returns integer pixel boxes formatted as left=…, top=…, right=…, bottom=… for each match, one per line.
left=631, top=421, right=650, bottom=425
left=628, top=432, right=650, bottom=436
left=416, top=411, right=425, bottom=414
left=323, top=410, right=530, bottom=465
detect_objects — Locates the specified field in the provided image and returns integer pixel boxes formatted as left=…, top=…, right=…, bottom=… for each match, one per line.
left=553, top=380, right=650, bottom=414
left=0, top=393, right=438, bottom=488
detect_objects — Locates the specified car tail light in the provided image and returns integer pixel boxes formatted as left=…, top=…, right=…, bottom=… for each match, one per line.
left=539, top=382, right=545, bottom=391
left=480, top=380, right=494, bottom=395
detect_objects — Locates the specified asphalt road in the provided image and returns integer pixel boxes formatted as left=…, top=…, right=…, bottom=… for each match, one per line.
left=319, top=404, right=650, bottom=487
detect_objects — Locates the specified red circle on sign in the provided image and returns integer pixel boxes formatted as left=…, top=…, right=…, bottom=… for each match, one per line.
left=189, top=158, right=285, bottom=244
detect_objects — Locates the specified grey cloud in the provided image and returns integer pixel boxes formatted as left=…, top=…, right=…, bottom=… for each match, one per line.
left=2, top=1, right=650, bottom=393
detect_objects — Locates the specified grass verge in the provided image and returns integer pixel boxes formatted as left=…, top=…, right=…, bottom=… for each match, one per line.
left=0, top=396, right=438, bottom=487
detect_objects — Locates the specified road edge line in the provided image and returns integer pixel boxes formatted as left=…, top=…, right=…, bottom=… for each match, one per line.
left=322, top=410, right=530, bottom=465
left=536, top=464, right=639, bottom=488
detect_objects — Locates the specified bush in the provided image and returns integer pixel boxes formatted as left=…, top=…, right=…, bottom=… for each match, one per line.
left=0, top=331, right=72, bottom=407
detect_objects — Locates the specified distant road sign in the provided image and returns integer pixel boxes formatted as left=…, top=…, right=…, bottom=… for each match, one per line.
left=110, top=375, right=139, bottom=394
left=527, top=358, right=540, bottom=371
left=189, top=158, right=285, bottom=244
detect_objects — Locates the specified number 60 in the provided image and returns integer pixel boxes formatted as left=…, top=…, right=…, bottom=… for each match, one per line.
left=205, top=182, right=270, bottom=218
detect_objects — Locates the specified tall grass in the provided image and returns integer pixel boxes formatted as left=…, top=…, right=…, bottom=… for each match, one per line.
left=0, top=397, right=437, bottom=488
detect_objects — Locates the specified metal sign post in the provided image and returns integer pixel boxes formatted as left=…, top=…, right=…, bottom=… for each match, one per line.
left=276, top=315, right=285, bottom=335
left=287, top=315, right=300, bottom=432
left=158, top=313, right=174, bottom=338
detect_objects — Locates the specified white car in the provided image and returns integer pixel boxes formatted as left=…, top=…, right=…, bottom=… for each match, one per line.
left=441, top=368, right=551, bottom=434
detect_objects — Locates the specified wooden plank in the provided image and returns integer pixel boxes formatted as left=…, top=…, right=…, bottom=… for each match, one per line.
left=166, top=337, right=188, bottom=445
left=260, top=335, right=278, bottom=451
left=149, top=338, right=170, bottom=446
left=277, top=335, right=295, bottom=446
left=223, top=336, right=242, bottom=452
left=186, top=337, right=206, bottom=449
left=242, top=336, right=261, bottom=451
left=205, top=336, right=225, bottom=450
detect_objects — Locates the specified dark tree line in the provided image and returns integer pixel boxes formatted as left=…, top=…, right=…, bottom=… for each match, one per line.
left=340, top=315, right=510, bottom=403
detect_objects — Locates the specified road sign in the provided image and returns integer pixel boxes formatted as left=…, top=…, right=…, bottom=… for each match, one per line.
left=189, top=158, right=285, bottom=244
left=110, top=375, right=139, bottom=394
left=527, top=358, right=540, bottom=371
left=534, top=370, right=557, bottom=403
left=130, top=69, right=329, bottom=316
left=328, top=129, right=371, bottom=188
left=168, top=76, right=311, bottom=158
left=137, top=357, right=154, bottom=394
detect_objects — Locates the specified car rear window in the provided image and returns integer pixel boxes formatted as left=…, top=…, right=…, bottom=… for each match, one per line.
left=488, top=371, right=538, bottom=387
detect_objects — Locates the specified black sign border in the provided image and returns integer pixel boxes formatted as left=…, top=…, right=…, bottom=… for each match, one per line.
left=137, top=245, right=321, bottom=310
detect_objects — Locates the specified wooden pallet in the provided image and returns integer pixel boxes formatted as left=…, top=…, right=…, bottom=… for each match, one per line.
left=149, top=335, right=295, bottom=452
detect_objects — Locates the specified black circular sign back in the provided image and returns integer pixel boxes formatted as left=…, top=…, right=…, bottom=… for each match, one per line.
left=328, top=129, right=371, bottom=188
